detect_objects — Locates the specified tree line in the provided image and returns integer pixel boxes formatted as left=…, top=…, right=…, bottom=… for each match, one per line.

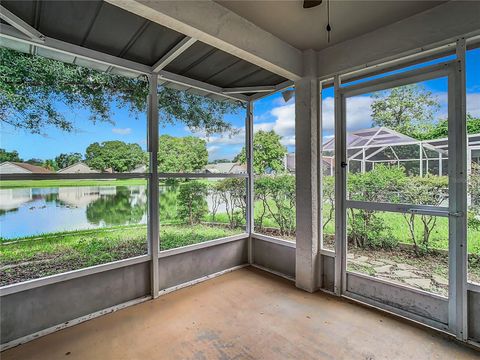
left=0, top=136, right=209, bottom=173
left=0, top=130, right=290, bottom=173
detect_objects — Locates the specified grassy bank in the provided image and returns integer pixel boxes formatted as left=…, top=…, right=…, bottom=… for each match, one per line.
left=0, top=179, right=148, bottom=188
left=0, top=224, right=244, bottom=286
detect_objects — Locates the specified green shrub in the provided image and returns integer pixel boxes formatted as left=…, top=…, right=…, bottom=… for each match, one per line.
left=177, top=181, right=208, bottom=225
left=159, top=184, right=180, bottom=224
left=401, top=175, right=448, bottom=255
left=215, top=178, right=246, bottom=228
left=347, top=165, right=406, bottom=248
left=470, top=162, right=480, bottom=219
left=254, top=174, right=296, bottom=236
left=322, top=176, right=335, bottom=232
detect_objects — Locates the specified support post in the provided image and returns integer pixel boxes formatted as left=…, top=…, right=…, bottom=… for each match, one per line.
left=361, top=148, right=366, bottom=173
left=334, top=75, right=346, bottom=295
left=448, top=38, right=468, bottom=340
left=439, top=153, right=443, bottom=176
left=246, top=101, right=254, bottom=264
left=467, top=148, right=472, bottom=207
left=147, top=74, right=159, bottom=298
left=295, top=50, right=320, bottom=292
left=319, top=81, right=324, bottom=250
left=419, top=143, right=424, bottom=177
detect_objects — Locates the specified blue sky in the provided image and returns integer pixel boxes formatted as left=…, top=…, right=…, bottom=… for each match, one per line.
left=1, top=49, right=479, bottom=162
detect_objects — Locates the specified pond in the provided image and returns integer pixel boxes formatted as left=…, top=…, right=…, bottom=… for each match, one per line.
left=0, top=186, right=149, bottom=239
left=0, top=184, right=229, bottom=240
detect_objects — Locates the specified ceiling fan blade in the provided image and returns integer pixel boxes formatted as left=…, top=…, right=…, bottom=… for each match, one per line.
left=303, top=0, right=322, bottom=9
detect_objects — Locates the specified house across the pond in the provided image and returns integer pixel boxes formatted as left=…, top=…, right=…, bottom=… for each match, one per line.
left=204, top=162, right=247, bottom=174
left=0, top=161, right=53, bottom=174
left=57, top=162, right=99, bottom=174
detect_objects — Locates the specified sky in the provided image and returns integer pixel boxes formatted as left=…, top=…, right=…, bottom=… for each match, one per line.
left=1, top=49, right=479, bottom=162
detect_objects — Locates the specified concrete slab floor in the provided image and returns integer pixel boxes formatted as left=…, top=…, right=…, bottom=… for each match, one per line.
left=2, top=267, right=479, bottom=360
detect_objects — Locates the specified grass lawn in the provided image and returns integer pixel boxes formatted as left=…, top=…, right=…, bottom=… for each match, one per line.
left=0, top=224, right=244, bottom=286
left=0, top=179, right=148, bottom=188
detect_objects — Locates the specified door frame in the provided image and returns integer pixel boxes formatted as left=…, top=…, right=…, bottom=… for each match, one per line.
left=333, top=45, right=467, bottom=339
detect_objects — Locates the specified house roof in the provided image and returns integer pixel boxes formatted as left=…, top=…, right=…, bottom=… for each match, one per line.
left=205, top=162, right=246, bottom=174
left=57, top=162, right=99, bottom=173
left=4, top=162, right=53, bottom=173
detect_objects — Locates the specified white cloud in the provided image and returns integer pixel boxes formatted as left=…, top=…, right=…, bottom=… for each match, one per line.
left=467, top=93, right=480, bottom=117
left=207, top=145, right=220, bottom=154
left=257, top=102, right=295, bottom=147
left=112, top=127, right=132, bottom=135
left=413, top=91, right=480, bottom=119
left=186, top=89, right=480, bottom=160
left=322, top=96, right=374, bottom=132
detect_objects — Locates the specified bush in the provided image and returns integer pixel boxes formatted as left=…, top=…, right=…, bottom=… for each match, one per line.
left=215, top=178, right=246, bottom=228
left=470, top=162, right=480, bottom=218
left=255, top=174, right=296, bottom=236
left=347, top=165, right=406, bottom=248
left=159, top=184, right=180, bottom=224
left=322, top=176, right=335, bottom=233
left=401, top=175, right=448, bottom=255
left=177, top=181, right=208, bottom=225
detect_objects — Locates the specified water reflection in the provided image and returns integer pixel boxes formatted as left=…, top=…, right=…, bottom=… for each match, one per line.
left=86, top=187, right=146, bottom=226
left=0, top=186, right=147, bottom=239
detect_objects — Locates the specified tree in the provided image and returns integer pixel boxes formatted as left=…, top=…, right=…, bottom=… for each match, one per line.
left=209, top=159, right=231, bottom=164
left=42, top=159, right=58, bottom=171
left=158, top=135, right=208, bottom=173
left=55, top=152, right=83, bottom=169
left=86, top=187, right=146, bottom=226
left=414, top=114, right=480, bottom=140
left=235, top=130, right=287, bottom=174
left=25, top=158, right=43, bottom=166
left=0, top=148, right=21, bottom=163
left=85, top=141, right=145, bottom=172
left=0, top=47, right=240, bottom=135
left=371, top=84, right=440, bottom=135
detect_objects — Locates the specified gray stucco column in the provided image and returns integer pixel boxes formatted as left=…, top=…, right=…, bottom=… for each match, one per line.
left=295, top=50, right=320, bottom=292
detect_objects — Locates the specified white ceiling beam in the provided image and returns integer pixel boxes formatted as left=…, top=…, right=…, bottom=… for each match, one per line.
left=317, top=1, right=480, bottom=79
left=222, top=86, right=275, bottom=95
left=0, top=5, right=45, bottom=41
left=106, top=0, right=303, bottom=80
left=0, top=24, right=151, bottom=75
left=248, top=80, right=294, bottom=101
left=152, top=36, right=197, bottom=72
left=157, top=70, right=247, bottom=102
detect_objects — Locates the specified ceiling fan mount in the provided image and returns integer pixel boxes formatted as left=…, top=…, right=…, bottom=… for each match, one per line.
left=302, top=0, right=332, bottom=43
left=303, top=0, right=323, bottom=9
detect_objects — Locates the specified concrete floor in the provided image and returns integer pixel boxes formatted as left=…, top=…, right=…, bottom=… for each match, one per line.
left=3, top=267, right=479, bottom=360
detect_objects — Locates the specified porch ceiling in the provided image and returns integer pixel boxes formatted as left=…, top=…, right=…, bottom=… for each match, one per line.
left=216, top=0, right=445, bottom=51
left=0, top=0, right=288, bottom=100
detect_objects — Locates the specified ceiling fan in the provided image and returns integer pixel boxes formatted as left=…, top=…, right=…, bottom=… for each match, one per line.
left=281, top=0, right=331, bottom=103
